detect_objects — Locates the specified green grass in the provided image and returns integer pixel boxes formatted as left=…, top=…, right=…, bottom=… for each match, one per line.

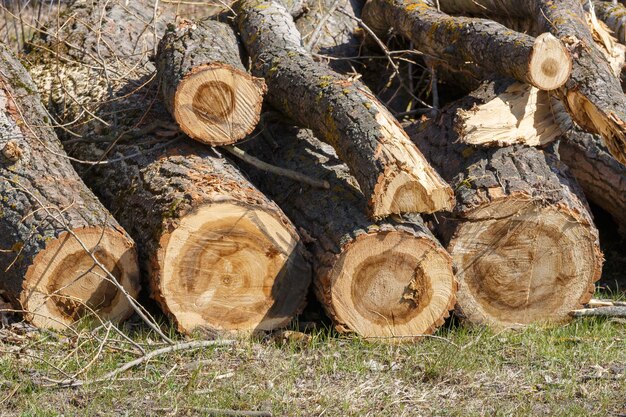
left=1, top=311, right=625, bottom=417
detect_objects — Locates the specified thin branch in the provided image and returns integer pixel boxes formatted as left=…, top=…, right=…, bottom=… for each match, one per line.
left=222, top=145, right=330, bottom=189
left=46, top=339, right=236, bottom=388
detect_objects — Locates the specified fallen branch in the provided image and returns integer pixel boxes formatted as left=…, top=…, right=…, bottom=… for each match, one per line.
left=222, top=144, right=330, bottom=189
left=570, top=307, right=626, bottom=318
left=47, top=339, right=236, bottom=388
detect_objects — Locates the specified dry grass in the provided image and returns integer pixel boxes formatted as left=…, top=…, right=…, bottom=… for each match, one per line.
left=1, top=308, right=625, bottom=417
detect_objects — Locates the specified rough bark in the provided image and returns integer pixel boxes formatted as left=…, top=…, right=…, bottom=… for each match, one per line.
left=437, top=0, right=526, bottom=17
left=156, top=19, right=266, bottom=146
left=0, top=43, right=140, bottom=330
left=29, top=0, right=311, bottom=333
left=404, top=81, right=603, bottom=328
left=235, top=0, right=454, bottom=218
left=361, top=0, right=572, bottom=91
left=439, top=0, right=626, bottom=44
left=560, top=129, right=626, bottom=236
left=239, top=124, right=456, bottom=341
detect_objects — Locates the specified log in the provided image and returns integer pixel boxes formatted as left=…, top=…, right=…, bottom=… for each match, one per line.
left=0, top=43, right=140, bottom=330
left=404, top=81, right=603, bottom=328
left=73, top=128, right=312, bottom=334
left=455, top=81, right=572, bottom=147
left=439, top=0, right=626, bottom=46
left=239, top=124, right=456, bottom=340
left=156, top=19, right=266, bottom=146
left=436, top=0, right=527, bottom=17
left=361, top=0, right=572, bottom=91
left=437, top=0, right=626, bottom=165
left=235, top=0, right=455, bottom=218
left=559, top=129, right=626, bottom=236
left=29, top=0, right=311, bottom=333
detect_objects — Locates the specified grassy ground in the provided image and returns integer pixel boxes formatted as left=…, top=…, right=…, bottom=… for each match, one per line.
left=1, top=301, right=625, bottom=417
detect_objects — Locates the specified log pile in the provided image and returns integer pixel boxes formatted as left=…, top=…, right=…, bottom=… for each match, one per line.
left=0, top=0, right=623, bottom=338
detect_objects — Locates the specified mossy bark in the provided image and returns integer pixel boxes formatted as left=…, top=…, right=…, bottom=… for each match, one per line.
left=235, top=0, right=454, bottom=217
left=361, top=0, right=570, bottom=90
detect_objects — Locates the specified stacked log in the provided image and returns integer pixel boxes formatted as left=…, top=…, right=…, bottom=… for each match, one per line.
left=239, top=124, right=456, bottom=340
left=235, top=0, right=455, bottom=218
left=404, top=81, right=603, bottom=327
left=361, top=0, right=572, bottom=91
left=29, top=0, right=311, bottom=333
left=12, top=0, right=623, bottom=335
left=429, top=0, right=626, bottom=165
left=156, top=19, right=266, bottom=146
left=0, top=43, right=140, bottom=330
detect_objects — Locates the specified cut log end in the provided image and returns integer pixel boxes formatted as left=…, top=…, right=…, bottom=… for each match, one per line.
left=528, top=33, right=572, bottom=90
left=21, top=228, right=140, bottom=330
left=370, top=101, right=455, bottom=217
left=450, top=200, right=602, bottom=328
left=173, top=64, right=266, bottom=146
left=373, top=169, right=456, bottom=217
left=158, top=202, right=309, bottom=334
left=456, top=82, right=572, bottom=147
left=325, top=231, right=456, bottom=341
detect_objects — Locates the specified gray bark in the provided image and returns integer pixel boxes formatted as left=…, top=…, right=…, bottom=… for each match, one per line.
left=235, top=0, right=454, bottom=217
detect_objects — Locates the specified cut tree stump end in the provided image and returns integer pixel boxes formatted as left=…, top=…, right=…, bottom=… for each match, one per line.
left=450, top=199, right=602, bottom=328
left=173, top=64, right=266, bottom=146
left=326, top=231, right=456, bottom=341
left=158, top=202, right=310, bottom=334
left=528, top=33, right=572, bottom=91
left=22, top=228, right=140, bottom=330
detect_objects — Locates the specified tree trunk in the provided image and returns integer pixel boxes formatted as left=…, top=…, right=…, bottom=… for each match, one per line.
left=361, top=0, right=572, bottom=91
left=239, top=124, right=456, bottom=341
left=29, top=0, right=311, bottom=334
left=560, top=129, right=626, bottom=236
left=404, top=81, right=603, bottom=328
left=156, top=19, right=266, bottom=146
left=0, top=43, right=140, bottom=330
left=235, top=0, right=455, bottom=218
